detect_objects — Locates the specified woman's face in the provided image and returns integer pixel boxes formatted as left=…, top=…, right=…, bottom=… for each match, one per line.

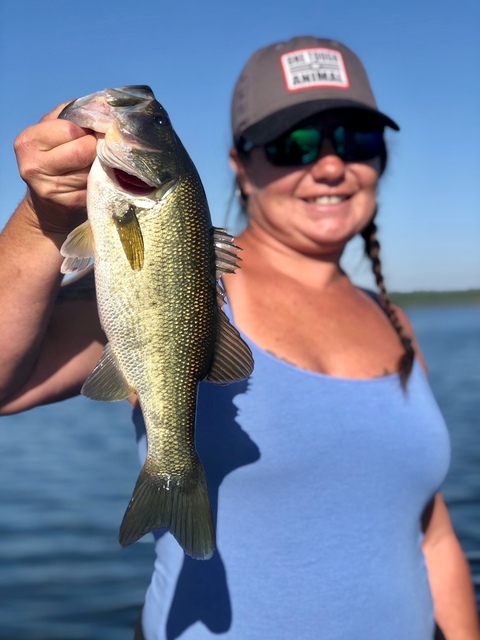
left=232, top=116, right=382, bottom=257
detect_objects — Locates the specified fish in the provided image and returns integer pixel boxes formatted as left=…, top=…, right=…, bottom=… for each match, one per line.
left=58, top=85, right=254, bottom=560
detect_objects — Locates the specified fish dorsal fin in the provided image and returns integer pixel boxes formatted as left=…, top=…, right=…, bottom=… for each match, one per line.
left=212, top=227, right=242, bottom=279
left=82, top=343, right=135, bottom=401
left=206, top=283, right=254, bottom=385
left=113, top=204, right=144, bottom=271
left=60, top=220, right=95, bottom=274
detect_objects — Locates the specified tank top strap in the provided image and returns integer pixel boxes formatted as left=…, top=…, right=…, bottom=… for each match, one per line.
left=360, top=287, right=389, bottom=316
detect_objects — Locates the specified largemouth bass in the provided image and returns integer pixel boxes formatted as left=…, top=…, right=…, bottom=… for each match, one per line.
left=58, top=85, right=253, bottom=560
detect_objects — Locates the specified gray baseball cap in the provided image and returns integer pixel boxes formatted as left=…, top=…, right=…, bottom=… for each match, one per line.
left=232, top=36, right=399, bottom=147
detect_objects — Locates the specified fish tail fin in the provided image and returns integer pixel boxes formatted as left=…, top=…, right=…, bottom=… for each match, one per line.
left=119, top=460, right=215, bottom=560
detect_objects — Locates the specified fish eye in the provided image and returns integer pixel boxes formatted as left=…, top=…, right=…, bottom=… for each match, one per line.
left=154, top=114, right=168, bottom=126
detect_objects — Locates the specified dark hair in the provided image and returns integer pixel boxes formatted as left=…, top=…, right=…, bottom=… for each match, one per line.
left=361, top=217, right=415, bottom=388
left=361, top=143, right=416, bottom=389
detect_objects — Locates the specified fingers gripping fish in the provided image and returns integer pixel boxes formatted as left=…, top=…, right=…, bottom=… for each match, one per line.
left=58, top=86, right=254, bottom=560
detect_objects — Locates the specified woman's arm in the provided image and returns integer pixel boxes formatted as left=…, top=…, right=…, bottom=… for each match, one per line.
left=0, top=103, right=103, bottom=413
left=423, top=493, right=480, bottom=639
left=393, top=307, right=479, bottom=636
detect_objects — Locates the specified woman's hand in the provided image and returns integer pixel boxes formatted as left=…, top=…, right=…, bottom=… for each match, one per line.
left=14, top=102, right=97, bottom=236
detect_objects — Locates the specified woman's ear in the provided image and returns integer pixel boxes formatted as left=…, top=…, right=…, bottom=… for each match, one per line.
left=229, top=148, right=253, bottom=199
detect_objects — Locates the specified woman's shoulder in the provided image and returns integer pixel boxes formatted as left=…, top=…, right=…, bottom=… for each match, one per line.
left=357, top=286, right=428, bottom=375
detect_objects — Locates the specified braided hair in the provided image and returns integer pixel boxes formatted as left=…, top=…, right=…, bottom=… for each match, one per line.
left=361, top=217, right=415, bottom=389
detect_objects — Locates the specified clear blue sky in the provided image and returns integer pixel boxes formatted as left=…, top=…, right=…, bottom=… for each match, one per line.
left=0, top=0, right=478, bottom=292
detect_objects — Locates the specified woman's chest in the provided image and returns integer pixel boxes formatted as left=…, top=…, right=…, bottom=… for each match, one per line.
left=232, top=284, right=405, bottom=379
left=196, top=359, right=450, bottom=522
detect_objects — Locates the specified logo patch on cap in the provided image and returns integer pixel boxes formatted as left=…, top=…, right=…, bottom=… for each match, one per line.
left=280, top=47, right=350, bottom=92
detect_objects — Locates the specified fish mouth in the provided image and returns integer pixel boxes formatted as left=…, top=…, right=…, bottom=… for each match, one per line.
left=97, top=140, right=157, bottom=195
left=112, top=168, right=156, bottom=195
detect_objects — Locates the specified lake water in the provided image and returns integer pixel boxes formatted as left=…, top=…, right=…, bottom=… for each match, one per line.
left=0, top=304, right=478, bottom=639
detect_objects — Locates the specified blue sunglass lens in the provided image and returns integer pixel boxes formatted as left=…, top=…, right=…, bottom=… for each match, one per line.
left=335, top=128, right=384, bottom=162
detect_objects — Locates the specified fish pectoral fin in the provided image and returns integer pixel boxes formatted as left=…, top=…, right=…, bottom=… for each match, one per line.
left=119, top=460, right=216, bottom=560
left=81, top=343, right=134, bottom=401
left=60, top=220, right=95, bottom=274
left=212, top=227, right=242, bottom=279
left=113, top=204, right=144, bottom=271
left=206, top=302, right=254, bottom=385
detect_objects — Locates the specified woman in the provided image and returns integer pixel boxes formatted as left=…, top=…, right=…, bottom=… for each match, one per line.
left=0, top=36, right=478, bottom=639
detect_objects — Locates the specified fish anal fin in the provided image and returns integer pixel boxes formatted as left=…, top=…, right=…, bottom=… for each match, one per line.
left=114, top=204, right=144, bottom=271
left=212, top=227, right=242, bottom=280
left=81, top=343, right=134, bottom=401
left=206, top=300, right=254, bottom=385
left=60, top=220, right=95, bottom=274
left=119, top=460, right=215, bottom=560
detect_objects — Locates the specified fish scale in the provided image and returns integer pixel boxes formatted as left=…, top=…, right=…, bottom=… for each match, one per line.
left=59, top=85, right=253, bottom=559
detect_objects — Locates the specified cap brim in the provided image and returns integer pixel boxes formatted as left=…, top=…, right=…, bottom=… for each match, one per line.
left=237, top=99, right=399, bottom=146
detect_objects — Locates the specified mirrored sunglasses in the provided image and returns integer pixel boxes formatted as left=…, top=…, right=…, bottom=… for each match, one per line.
left=263, top=125, right=385, bottom=167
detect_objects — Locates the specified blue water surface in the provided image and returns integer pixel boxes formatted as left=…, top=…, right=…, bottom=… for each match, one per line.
left=0, top=399, right=154, bottom=639
left=0, top=304, right=478, bottom=638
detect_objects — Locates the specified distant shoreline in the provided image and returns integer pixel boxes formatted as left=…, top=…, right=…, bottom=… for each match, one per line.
left=389, top=289, right=480, bottom=306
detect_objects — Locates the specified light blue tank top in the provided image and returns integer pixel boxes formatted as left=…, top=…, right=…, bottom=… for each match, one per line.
left=133, top=302, right=450, bottom=640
